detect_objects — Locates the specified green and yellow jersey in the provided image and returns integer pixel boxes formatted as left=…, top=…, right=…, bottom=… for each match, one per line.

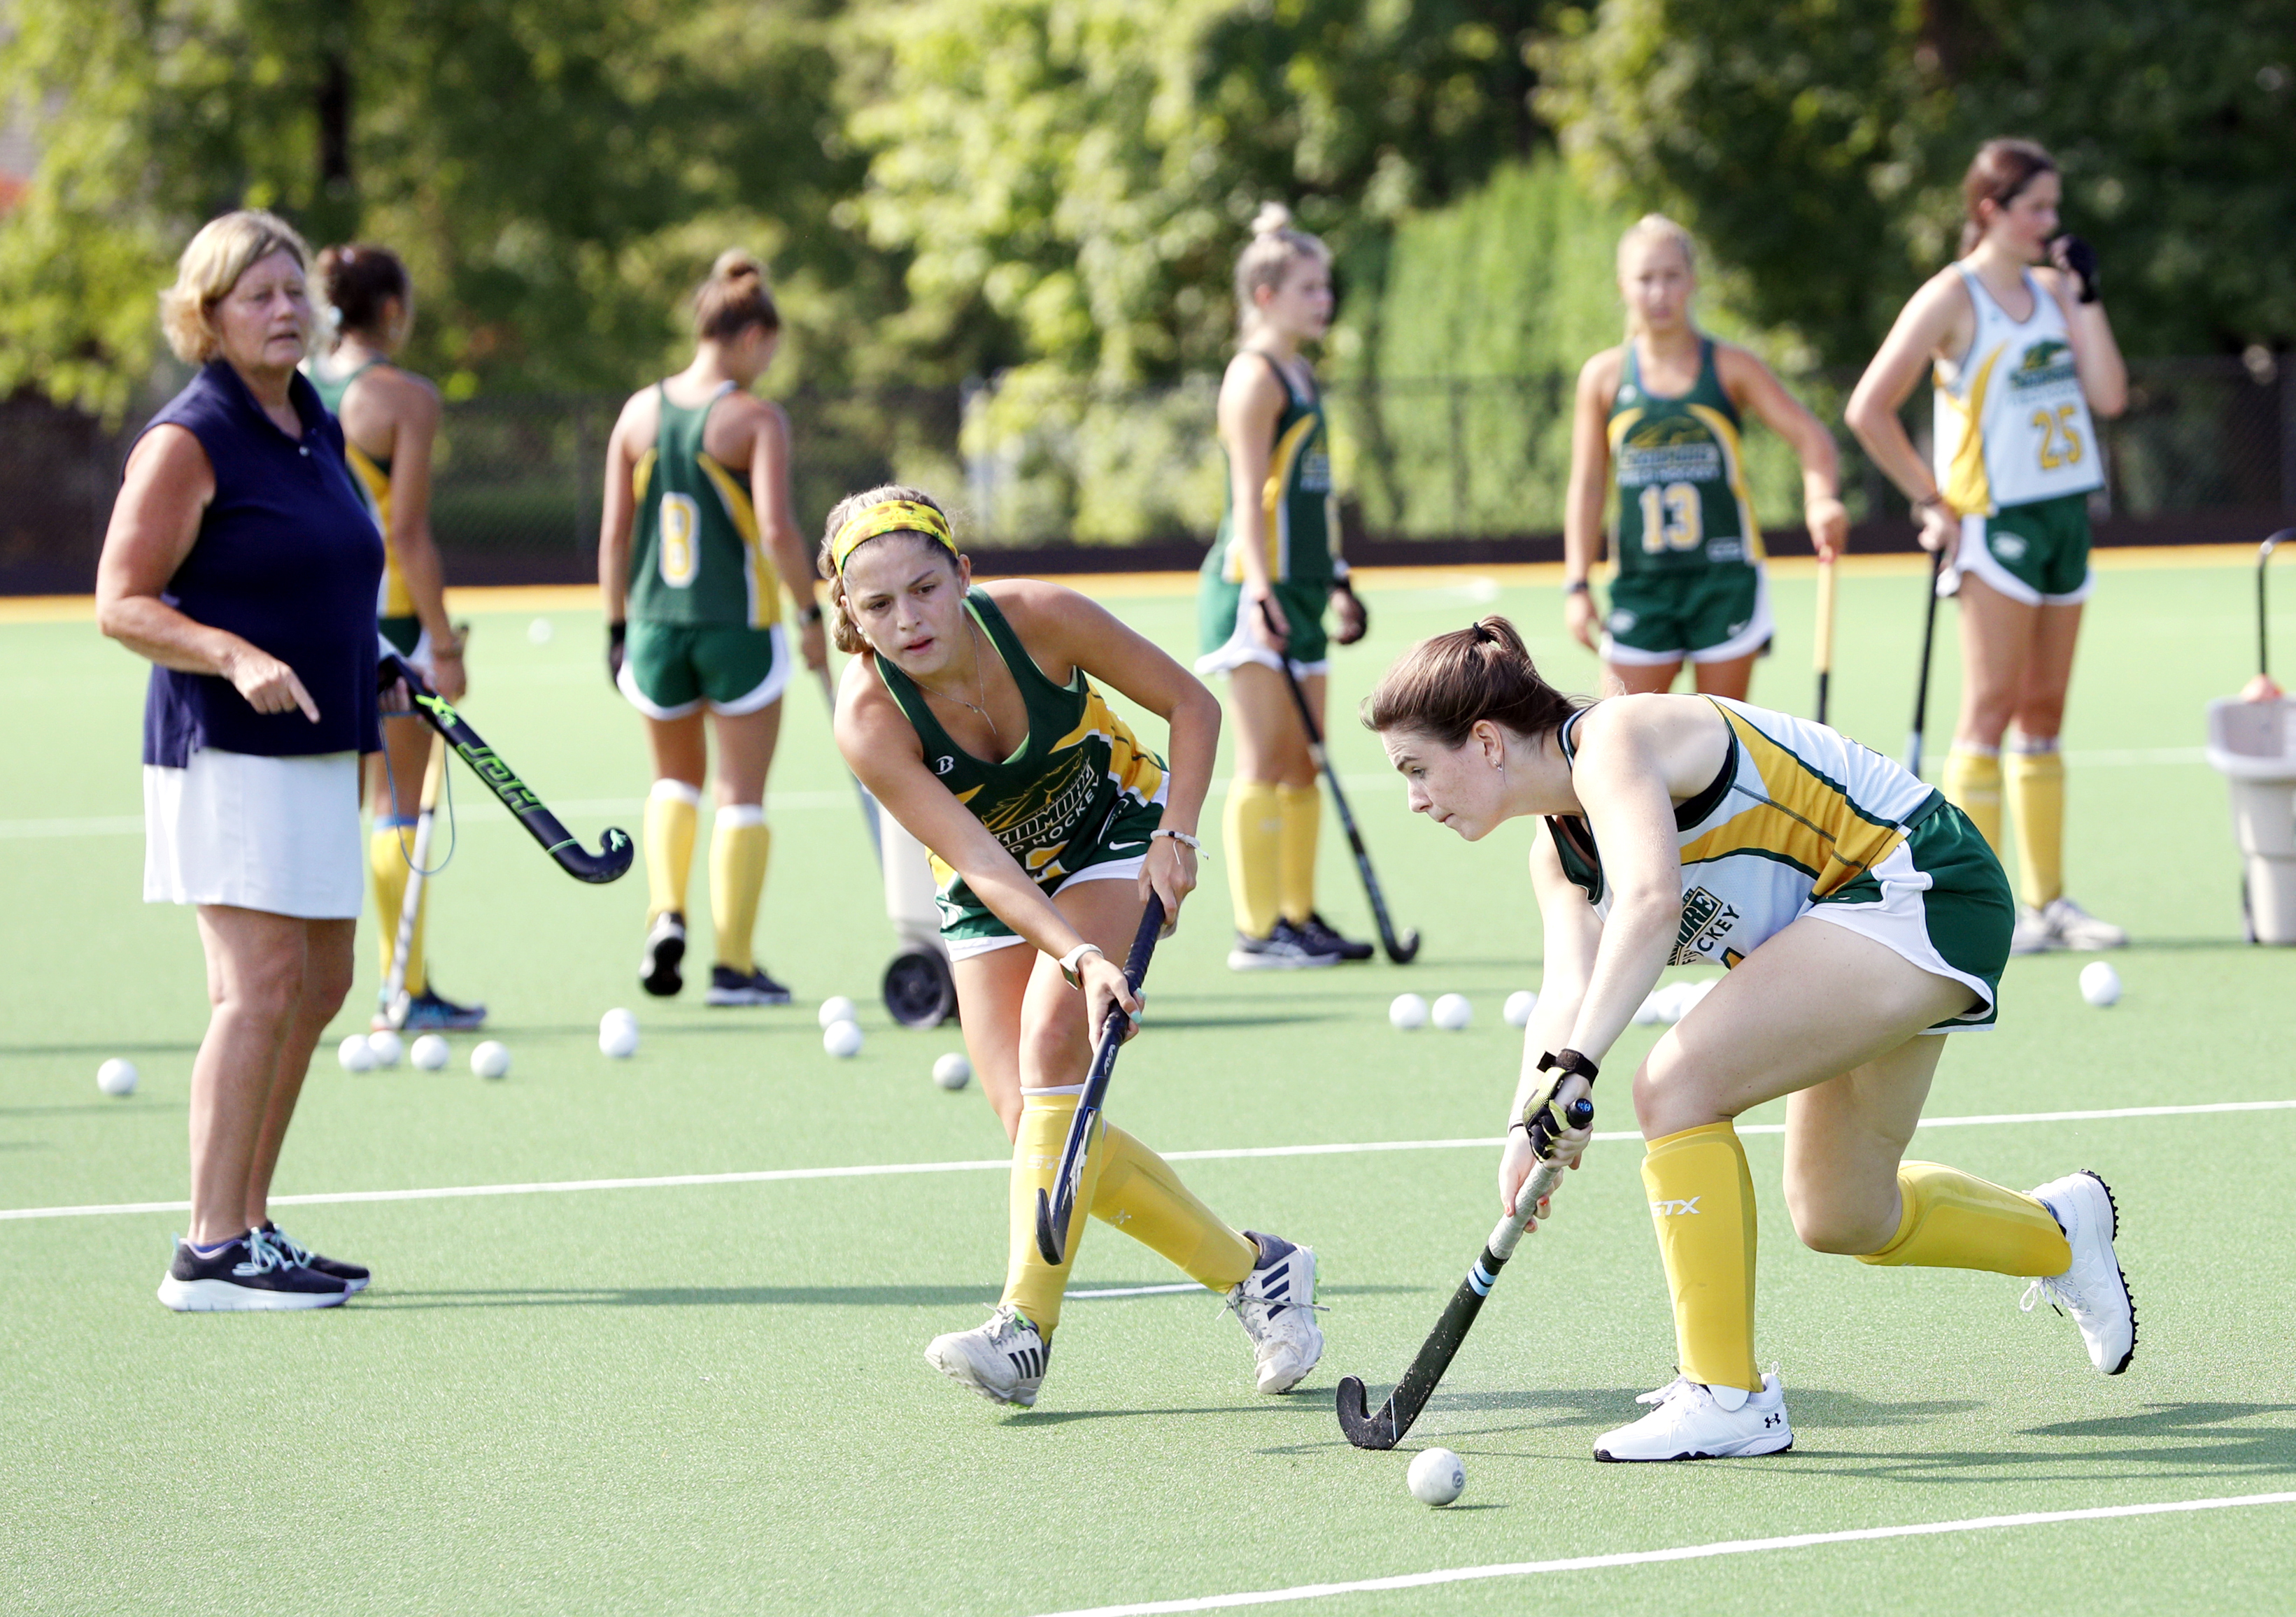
left=627, top=383, right=781, bottom=629
left=1608, top=339, right=1762, bottom=574
left=1207, top=355, right=1338, bottom=590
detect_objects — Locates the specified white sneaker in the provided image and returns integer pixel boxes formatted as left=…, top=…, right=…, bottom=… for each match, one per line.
left=2041, top=897, right=2128, bottom=951
left=923, top=1305, right=1049, bottom=1407
left=1225, top=1230, right=1324, bottom=1393
left=2025, top=1171, right=2136, bottom=1375
left=2009, top=905, right=2060, bottom=955
left=1594, top=1370, right=1793, bottom=1462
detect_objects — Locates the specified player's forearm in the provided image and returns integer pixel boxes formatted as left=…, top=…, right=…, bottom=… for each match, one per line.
left=1508, top=989, right=1586, bottom=1124
left=1156, top=684, right=1221, bottom=836
left=597, top=532, right=630, bottom=620
left=1565, top=894, right=1675, bottom=1064
left=1561, top=476, right=1603, bottom=581
left=2068, top=304, right=2127, bottom=419
left=98, top=594, right=259, bottom=677
left=390, top=523, right=455, bottom=645
left=967, top=862, right=1088, bottom=961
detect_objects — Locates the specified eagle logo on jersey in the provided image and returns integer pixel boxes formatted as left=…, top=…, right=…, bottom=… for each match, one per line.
left=1616, top=415, right=1724, bottom=486
left=2008, top=339, right=2078, bottom=392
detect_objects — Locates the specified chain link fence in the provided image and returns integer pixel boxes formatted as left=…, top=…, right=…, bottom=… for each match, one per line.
left=3, top=353, right=2290, bottom=592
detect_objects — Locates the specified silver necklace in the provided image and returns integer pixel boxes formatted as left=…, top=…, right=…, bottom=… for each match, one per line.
left=923, top=615, right=1000, bottom=743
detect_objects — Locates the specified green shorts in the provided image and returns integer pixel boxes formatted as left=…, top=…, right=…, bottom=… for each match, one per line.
left=1955, top=492, right=2094, bottom=606
left=379, top=615, right=423, bottom=657
left=939, top=786, right=1169, bottom=960
left=1809, top=799, right=2013, bottom=1030
left=1195, top=576, right=1331, bottom=676
left=617, top=620, right=790, bottom=719
left=1603, top=564, right=1773, bottom=665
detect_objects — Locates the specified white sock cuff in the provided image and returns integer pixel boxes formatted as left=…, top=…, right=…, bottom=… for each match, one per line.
left=1948, top=743, right=2001, bottom=760
left=1021, top=1084, right=1086, bottom=1107
left=716, top=804, right=766, bottom=830
left=650, top=778, right=703, bottom=807
left=2006, top=733, right=2061, bottom=755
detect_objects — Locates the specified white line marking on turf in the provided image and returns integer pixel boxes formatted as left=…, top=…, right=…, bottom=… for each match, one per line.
left=1068, top=1283, right=1202, bottom=1299
left=5, top=1098, right=2290, bottom=1223
left=1029, top=1493, right=2296, bottom=1616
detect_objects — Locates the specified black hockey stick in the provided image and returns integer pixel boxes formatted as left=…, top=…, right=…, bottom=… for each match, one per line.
left=1335, top=1091, right=1593, bottom=1451
left=1905, top=546, right=1946, bottom=778
left=382, top=653, right=634, bottom=884
left=1259, top=602, right=1420, bottom=963
left=1032, top=896, right=1165, bottom=1265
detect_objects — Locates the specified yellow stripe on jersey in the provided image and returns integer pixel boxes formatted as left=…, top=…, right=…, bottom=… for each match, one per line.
left=1686, top=403, right=1765, bottom=562
left=1681, top=708, right=1911, bottom=896
left=345, top=443, right=413, bottom=619
left=693, top=452, right=779, bottom=629
left=1605, top=406, right=1645, bottom=455
left=1938, top=344, right=2004, bottom=517
left=1227, top=415, right=1319, bottom=583
left=1049, top=688, right=1167, bottom=806
left=632, top=447, right=658, bottom=505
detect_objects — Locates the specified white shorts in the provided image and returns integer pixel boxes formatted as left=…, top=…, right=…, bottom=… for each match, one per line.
left=143, top=748, right=364, bottom=918
left=1193, top=621, right=1328, bottom=681
left=944, top=857, right=1151, bottom=962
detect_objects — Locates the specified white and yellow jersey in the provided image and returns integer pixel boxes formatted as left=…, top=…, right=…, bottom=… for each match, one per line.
left=1932, top=265, right=2102, bottom=515
left=1548, top=697, right=1943, bottom=969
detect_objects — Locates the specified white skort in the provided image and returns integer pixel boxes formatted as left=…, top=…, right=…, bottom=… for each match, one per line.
left=143, top=747, right=364, bottom=918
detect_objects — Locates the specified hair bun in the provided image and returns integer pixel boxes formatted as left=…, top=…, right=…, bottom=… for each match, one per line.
left=710, top=248, right=763, bottom=285
left=1249, top=201, right=1294, bottom=238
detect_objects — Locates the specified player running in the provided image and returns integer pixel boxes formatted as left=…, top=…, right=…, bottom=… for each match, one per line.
left=1196, top=204, right=1371, bottom=971
left=824, top=485, right=1321, bottom=1409
left=1366, top=617, right=2135, bottom=1460
left=598, top=250, right=828, bottom=1004
left=1848, top=139, right=2130, bottom=954
left=1564, top=215, right=1849, bottom=699
left=306, top=243, right=485, bottom=1032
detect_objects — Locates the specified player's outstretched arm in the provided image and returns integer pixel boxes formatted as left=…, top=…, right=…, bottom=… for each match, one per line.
left=1560, top=350, right=1619, bottom=652
left=1846, top=271, right=1969, bottom=557
left=1556, top=699, right=1684, bottom=1068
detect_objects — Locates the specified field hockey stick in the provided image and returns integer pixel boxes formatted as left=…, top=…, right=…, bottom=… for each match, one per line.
left=380, top=732, right=448, bottom=1030
left=381, top=653, right=634, bottom=883
left=1813, top=555, right=1838, bottom=726
left=1335, top=1090, right=1594, bottom=1451
left=816, top=663, right=883, bottom=857
left=2257, top=530, right=2294, bottom=681
left=1905, top=546, right=1946, bottom=778
left=1259, top=601, right=1421, bottom=964
left=1033, top=896, right=1166, bottom=1266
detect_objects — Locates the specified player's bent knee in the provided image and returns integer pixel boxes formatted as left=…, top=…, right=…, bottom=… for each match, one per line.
left=1785, top=1195, right=1894, bottom=1256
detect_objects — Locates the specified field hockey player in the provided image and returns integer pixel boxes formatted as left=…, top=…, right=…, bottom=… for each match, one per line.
left=1365, top=617, right=2136, bottom=1461
left=823, top=485, right=1322, bottom=1409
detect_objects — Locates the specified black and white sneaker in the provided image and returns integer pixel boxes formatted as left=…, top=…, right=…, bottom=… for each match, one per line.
left=640, top=911, right=687, bottom=997
left=1226, top=920, right=1344, bottom=971
left=156, top=1230, right=349, bottom=1312
left=704, top=964, right=793, bottom=1006
left=924, top=1305, right=1050, bottom=1407
left=397, top=985, right=487, bottom=1032
left=1225, top=1230, right=1325, bottom=1392
left=260, top=1221, right=369, bottom=1294
left=1296, top=913, right=1374, bottom=962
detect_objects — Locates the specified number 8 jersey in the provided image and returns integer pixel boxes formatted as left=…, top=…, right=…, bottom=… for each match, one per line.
left=1933, top=266, right=2102, bottom=516
left=1606, top=337, right=1762, bottom=576
left=626, top=381, right=784, bottom=629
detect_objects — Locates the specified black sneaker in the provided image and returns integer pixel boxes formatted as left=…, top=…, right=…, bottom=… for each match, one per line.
left=705, top=964, right=793, bottom=1006
left=1226, top=920, right=1344, bottom=971
left=1297, top=913, right=1375, bottom=962
left=261, top=1221, right=370, bottom=1294
left=398, top=985, right=486, bottom=1032
left=155, top=1230, right=348, bottom=1312
left=641, top=911, right=687, bottom=997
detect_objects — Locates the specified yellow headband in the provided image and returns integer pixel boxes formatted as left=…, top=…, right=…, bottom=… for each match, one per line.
left=830, top=499, right=957, bottom=575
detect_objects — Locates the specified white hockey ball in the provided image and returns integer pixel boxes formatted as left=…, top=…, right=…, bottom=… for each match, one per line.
left=598, top=1014, right=640, bottom=1059
left=527, top=616, right=554, bottom=644
left=2078, top=961, right=2121, bottom=1008
left=409, top=1034, right=451, bottom=1071
left=470, top=1040, right=511, bottom=1080
left=1431, top=993, right=1473, bottom=1031
left=96, top=1058, right=138, bottom=1097
left=1407, top=1447, right=1466, bottom=1506
left=1503, top=990, right=1538, bottom=1028
left=933, top=1051, right=971, bottom=1090
left=823, top=1020, right=864, bottom=1059
left=1389, top=992, right=1429, bottom=1031
left=337, top=1034, right=377, bottom=1073
left=366, top=1029, right=403, bottom=1069
left=818, top=996, right=858, bottom=1029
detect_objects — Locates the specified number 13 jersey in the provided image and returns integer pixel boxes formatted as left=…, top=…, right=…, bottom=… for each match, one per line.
left=1607, top=337, right=1762, bottom=576
left=1934, top=266, right=2102, bottom=516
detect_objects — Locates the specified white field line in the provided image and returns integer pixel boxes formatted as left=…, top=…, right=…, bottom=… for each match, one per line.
left=3, top=1097, right=2288, bottom=1225
left=1030, top=1493, right=2296, bottom=1617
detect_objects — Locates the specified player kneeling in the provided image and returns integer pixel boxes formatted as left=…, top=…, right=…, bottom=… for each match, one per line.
left=1366, top=617, right=2134, bottom=1461
left=823, top=487, right=1321, bottom=1409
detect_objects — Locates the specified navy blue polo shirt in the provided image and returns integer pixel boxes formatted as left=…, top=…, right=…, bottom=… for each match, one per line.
left=138, top=361, right=385, bottom=767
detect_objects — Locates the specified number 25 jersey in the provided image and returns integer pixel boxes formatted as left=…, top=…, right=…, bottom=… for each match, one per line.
left=1933, top=265, right=2102, bottom=515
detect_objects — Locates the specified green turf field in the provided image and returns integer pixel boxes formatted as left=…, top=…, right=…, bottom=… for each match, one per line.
left=4, top=557, right=2293, bottom=1614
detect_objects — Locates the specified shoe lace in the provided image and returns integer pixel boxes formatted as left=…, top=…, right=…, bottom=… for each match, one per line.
left=1636, top=1374, right=1693, bottom=1407
left=2020, top=1276, right=2070, bottom=1318
left=233, top=1230, right=290, bottom=1277
left=267, top=1225, right=316, bottom=1267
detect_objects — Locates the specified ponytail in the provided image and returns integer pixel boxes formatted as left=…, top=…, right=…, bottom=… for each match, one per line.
left=1362, top=615, right=1586, bottom=748
left=693, top=248, right=780, bottom=342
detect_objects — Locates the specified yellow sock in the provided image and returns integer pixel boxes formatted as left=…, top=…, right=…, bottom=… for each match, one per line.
left=644, top=780, right=700, bottom=922
left=2005, top=741, right=2065, bottom=909
left=1000, top=1090, right=1108, bottom=1335
left=1641, top=1123, right=1761, bottom=1394
left=1090, top=1123, right=1256, bottom=1292
left=1941, top=747, right=2004, bottom=857
left=1855, top=1162, right=2070, bottom=1276
left=1275, top=785, right=1321, bottom=927
left=367, top=823, right=428, bottom=995
left=1223, top=780, right=1283, bottom=937
left=708, top=807, right=770, bottom=973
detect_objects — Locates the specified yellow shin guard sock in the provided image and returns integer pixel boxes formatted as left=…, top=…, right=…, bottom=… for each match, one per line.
left=643, top=780, right=700, bottom=921
left=367, top=824, right=428, bottom=994
left=1641, top=1123, right=1761, bottom=1394
left=1224, top=780, right=1283, bottom=937
left=1855, top=1162, right=2071, bottom=1276
left=1941, top=747, right=2004, bottom=857
left=1275, top=785, right=1321, bottom=927
left=2005, top=741, right=2066, bottom=910
left=1089, top=1123, right=1256, bottom=1292
left=1000, top=1090, right=1107, bottom=1336
left=707, top=807, right=770, bottom=973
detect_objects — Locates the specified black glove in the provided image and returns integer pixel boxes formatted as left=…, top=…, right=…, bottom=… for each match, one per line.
left=607, top=620, right=627, bottom=688
left=2053, top=234, right=2101, bottom=304
left=1331, top=577, right=1369, bottom=646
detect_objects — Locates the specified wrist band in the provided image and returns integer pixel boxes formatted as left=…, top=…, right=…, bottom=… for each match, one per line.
left=1538, top=1048, right=1600, bottom=1083
left=1915, top=492, right=1948, bottom=512
left=1149, top=828, right=1202, bottom=852
left=1562, top=579, right=1591, bottom=597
